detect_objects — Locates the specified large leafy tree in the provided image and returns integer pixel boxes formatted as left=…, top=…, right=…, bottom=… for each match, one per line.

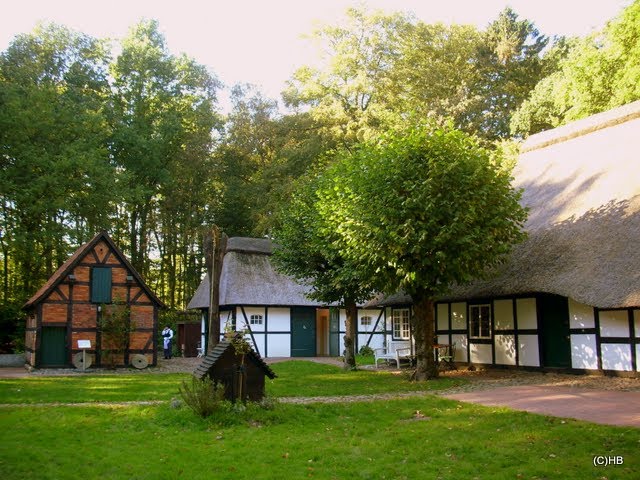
left=511, top=0, right=640, bottom=136
left=317, top=126, right=527, bottom=380
left=272, top=171, right=375, bottom=369
left=110, top=19, right=221, bottom=288
left=0, top=23, right=113, bottom=300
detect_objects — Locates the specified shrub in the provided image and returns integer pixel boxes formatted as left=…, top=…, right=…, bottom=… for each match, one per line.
left=179, top=376, right=226, bottom=418
left=359, top=345, right=374, bottom=356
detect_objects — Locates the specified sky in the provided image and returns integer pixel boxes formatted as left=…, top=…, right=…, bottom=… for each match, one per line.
left=0, top=0, right=632, bottom=108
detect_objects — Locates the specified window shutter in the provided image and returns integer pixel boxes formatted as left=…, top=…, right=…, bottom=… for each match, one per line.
left=91, top=267, right=112, bottom=303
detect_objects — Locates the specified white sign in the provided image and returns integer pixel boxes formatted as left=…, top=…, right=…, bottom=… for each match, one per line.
left=77, top=340, right=91, bottom=349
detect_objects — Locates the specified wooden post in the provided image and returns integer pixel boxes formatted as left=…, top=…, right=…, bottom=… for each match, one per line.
left=204, top=227, right=227, bottom=354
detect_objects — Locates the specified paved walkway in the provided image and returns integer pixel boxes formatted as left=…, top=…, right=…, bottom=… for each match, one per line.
left=442, top=385, right=640, bottom=428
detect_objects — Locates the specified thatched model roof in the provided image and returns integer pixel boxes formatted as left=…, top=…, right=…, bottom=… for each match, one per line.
left=187, top=237, right=322, bottom=309
left=372, top=101, right=640, bottom=309
left=193, top=337, right=276, bottom=380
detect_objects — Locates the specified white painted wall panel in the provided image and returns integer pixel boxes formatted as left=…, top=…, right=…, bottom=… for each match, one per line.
left=494, top=334, right=516, bottom=365
left=339, top=310, right=347, bottom=331
left=634, top=310, right=640, bottom=338
left=451, top=303, right=467, bottom=330
left=601, top=343, right=633, bottom=371
left=494, top=300, right=514, bottom=330
left=516, top=298, right=537, bottom=329
left=637, top=344, right=640, bottom=372
left=250, top=333, right=266, bottom=356
left=268, top=308, right=291, bottom=331
left=451, top=334, right=468, bottom=362
left=469, top=343, right=492, bottom=364
left=518, top=335, right=540, bottom=367
left=363, top=333, right=385, bottom=351
left=568, top=299, right=595, bottom=329
left=437, top=304, right=449, bottom=331
left=266, top=334, right=290, bottom=357
left=599, top=310, right=630, bottom=337
left=570, top=334, right=598, bottom=370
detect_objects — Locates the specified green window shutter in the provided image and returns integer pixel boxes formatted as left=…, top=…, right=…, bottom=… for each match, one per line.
left=91, top=267, right=112, bottom=303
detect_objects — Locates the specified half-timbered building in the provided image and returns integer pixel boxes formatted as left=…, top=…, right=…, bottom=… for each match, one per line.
left=23, top=231, right=164, bottom=368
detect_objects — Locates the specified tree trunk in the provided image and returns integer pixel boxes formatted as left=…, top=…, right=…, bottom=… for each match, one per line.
left=412, top=293, right=438, bottom=380
left=343, top=298, right=358, bottom=370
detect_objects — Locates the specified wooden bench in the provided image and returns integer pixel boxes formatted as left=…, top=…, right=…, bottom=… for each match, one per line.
left=374, top=341, right=413, bottom=368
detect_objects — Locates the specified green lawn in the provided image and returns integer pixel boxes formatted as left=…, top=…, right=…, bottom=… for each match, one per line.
left=0, top=361, right=638, bottom=480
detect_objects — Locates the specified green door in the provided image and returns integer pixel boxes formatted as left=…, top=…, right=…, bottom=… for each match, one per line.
left=291, top=307, right=316, bottom=357
left=40, top=327, right=67, bottom=367
left=329, top=307, right=340, bottom=356
left=539, top=294, right=571, bottom=368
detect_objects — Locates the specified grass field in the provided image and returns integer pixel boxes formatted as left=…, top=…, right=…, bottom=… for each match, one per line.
left=1, top=361, right=638, bottom=479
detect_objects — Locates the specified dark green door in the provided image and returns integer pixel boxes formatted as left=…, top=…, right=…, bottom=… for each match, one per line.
left=291, top=307, right=316, bottom=357
left=539, top=294, right=571, bottom=368
left=329, top=307, right=340, bottom=356
left=40, top=327, right=67, bottom=367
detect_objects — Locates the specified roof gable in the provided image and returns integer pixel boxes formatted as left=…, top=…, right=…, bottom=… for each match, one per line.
left=23, top=231, right=165, bottom=309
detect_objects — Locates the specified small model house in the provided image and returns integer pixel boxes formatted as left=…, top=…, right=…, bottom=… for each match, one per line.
left=194, top=336, right=276, bottom=402
left=23, top=231, right=164, bottom=368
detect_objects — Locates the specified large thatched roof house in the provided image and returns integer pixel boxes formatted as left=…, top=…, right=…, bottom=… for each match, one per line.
left=376, top=101, right=640, bottom=374
left=188, top=237, right=384, bottom=358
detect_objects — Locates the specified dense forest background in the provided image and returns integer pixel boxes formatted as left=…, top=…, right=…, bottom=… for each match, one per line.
left=1, top=2, right=638, bottom=351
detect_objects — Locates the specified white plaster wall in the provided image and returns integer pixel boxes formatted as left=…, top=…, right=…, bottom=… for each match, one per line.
left=268, top=308, right=291, bottom=331
left=339, top=309, right=347, bottom=331
left=451, top=334, right=468, bottom=362
left=242, top=306, right=266, bottom=332
left=637, top=344, right=640, bottom=372
left=437, top=334, right=449, bottom=346
left=266, top=334, right=291, bottom=357
left=601, top=344, right=633, bottom=371
left=469, top=343, right=492, bottom=364
left=568, top=299, right=595, bottom=329
left=250, top=333, right=266, bottom=356
left=634, top=310, right=639, bottom=337
left=570, top=334, right=598, bottom=370
left=451, top=303, right=467, bottom=330
left=518, top=335, right=540, bottom=367
left=599, top=310, right=629, bottom=337
left=437, top=304, right=449, bottom=331
left=361, top=333, right=384, bottom=351
left=494, top=300, right=514, bottom=330
left=516, top=298, right=537, bottom=329
left=494, top=334, right=516, bottom=365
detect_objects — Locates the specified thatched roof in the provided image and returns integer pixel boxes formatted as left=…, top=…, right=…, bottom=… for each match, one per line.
left=371, top=101, right=640, bottom=309
left=187, top=237, right=322, bottom=309
left=24, top=231, right=165, bottom=309
left=442, top=101, right=640, bottom=308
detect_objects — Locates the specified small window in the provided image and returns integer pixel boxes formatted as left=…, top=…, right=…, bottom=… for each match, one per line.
left=91, top=267, right=112, bottom=304
left=360, top=316, right=372, bottom=327
left=469, top=304, right=491, bottom=339
left=392, top=309, right=411, bottom=340
left=250, top=314, right=263, bottom=325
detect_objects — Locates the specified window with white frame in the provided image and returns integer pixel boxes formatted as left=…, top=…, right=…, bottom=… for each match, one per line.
left=392, top=308, right=411, bottom=340
left=469, top=304, right=491, bottom=339
left=249, top=314, right=263, bottom=325
left=360, top=316, right=372, bottom=327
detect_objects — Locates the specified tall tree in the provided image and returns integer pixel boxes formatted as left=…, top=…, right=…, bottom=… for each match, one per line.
left=272, top=171, right=375, bottom=369
left=283, top=8, right=410, bottom=146
left=511, top=0, right=640, bottom=136
left=0, top=23, right=113, bottom=300
left=110, top=19, right=221, bottom=285
left=317, top=126, right=527, bottom=380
